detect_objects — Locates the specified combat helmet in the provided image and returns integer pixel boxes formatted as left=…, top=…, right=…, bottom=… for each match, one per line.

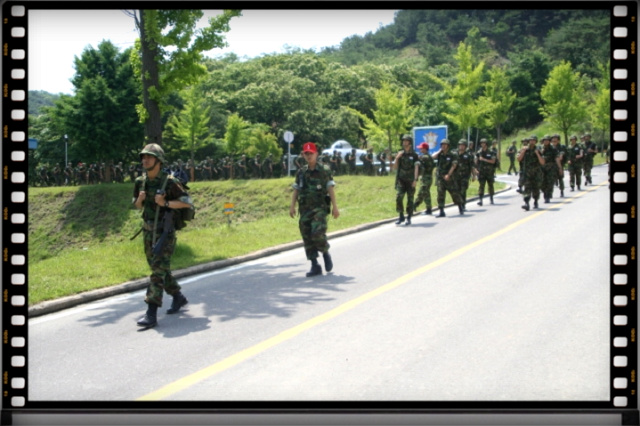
left=139, top=143, right=166, bottom=164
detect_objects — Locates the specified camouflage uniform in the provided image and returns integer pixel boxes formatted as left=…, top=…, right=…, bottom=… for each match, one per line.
left=476, top=141, right=496, bottom=205
left=292, top=163, right=335, bottom=262
left=551, top=135, right=567, bottom=196
left=540, top=136, right=560, bottom=202
left=506, top=142, right=518, bottom=175
left=435, top=140, right=464, bottom=216
left=133, top=171, right=190, bottom=307
left=262, top=154, right=274, bottom=178
left=520, top=140, right=544, bottom=210
left=455, top=141, right=475, bottom=208
left=414, top=146, right=435, bottom=214
left=567, top=137, right=584, bottom=191
left=395, top=148, right=420, bottom=220
left=582, top=135, right=597, bottom=185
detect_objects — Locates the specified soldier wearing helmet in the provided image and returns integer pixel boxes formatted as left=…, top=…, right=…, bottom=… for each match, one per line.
left=433, top=139, right=464, bottom=216
left=455, top=139, right=477, bottom=210
left=413, top=141, right=435, bottom=215
left=582, top=133, right=597, bottom=186
left=475, top=138, right=496, bottom=206
left=132, top=143, right=194, bottom=329
left=540, top=135, right=562, bottom=203
left=517, top=136, right=545, bottom=211
left=566, top=135, right=584, bottom=191
left=392, top=134, right=421, bottom=225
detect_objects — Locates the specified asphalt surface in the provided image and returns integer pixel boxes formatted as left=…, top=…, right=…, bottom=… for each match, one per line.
left=28, top=166, right=611, bottom=403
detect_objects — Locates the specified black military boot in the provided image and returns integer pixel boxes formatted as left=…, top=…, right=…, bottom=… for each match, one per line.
left=137, top=303, right=158, bottom=328
left=490, top=195, right=494, bottom=205
left=167, top=292, right=188, bottom=314
left=533, top=199, right=539, bottom=209
left=521, top=197, right=530, bottom=211
left=394, top=213, right=405, bottom=225
left=561, top=190, right=564, bottom=197
left=322, top=251, right=333, bottom=272
left=404, top=214, right=412, bottom=226
left=477, top=195, right=483, bottom=206
left=306, top=259, right=322, bottom=277
left=458, top=204, right=464, bottom=215
left=424, top=208, right=432, bottom=215
left=437, top=208, right=446, bottom=217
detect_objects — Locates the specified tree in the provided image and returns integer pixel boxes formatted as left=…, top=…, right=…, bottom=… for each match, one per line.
left=346, top=82, right=416, bottom=152
left=540, top=61, right=588, bottom=144
left=125, top=9, right=241, bottom=145
left=478, top=66, right=516, bottom=161
left=166, top=85, right=212, bottom=181
left=426, top=41, right=485, bottom=142
left=46, top=41, right=143, bottom=177
left=591, top=61, right=610, bottom=151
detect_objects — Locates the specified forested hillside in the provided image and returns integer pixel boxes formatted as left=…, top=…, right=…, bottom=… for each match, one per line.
left=29, top=7, right=610, bottom=182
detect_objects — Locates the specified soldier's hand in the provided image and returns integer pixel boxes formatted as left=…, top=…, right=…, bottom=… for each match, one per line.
left=289, top=206, right=297, bottom=218
left=332, top=207, right=340, bottom=219
left=137, top=191, right=147, bottom=202
left=155, top=193, right=166, bottom=206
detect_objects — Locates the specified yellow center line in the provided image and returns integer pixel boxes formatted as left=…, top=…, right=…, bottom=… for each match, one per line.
left=137, top=182, right=604, bottom=401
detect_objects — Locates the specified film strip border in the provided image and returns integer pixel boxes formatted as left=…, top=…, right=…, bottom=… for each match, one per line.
left=0, top=0, right=638, bottom=415
left=610, top=3, right=638, bottom=411
left=2, top=2, right=29, bottom=410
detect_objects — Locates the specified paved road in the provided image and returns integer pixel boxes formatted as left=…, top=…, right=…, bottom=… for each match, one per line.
left=29, top=166, right=611, bottom=402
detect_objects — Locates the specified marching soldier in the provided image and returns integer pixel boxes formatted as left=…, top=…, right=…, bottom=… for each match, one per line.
left=583, top=133, right=598, bottom=186
left=289, top=142, right=340, bottom=277
left=567, top=135, right=584, bottom=191
left=475, top=138, right=496, bottom=206
left=506, top=140, right=518, bottom=175
left=413, top=142, right=435, bottom=215
left=551, top=134, right=567, bottom=197
left=517, top=135, right=545, bottom=211
left=392, top=134, right=420, bottom=225
left=455, top=139, right=476, bottom=211
left=433, top=139, right=464, bottom=217
left=540, top=135, right=562, bottom=203
left=132, top=143, right=193, bottom=329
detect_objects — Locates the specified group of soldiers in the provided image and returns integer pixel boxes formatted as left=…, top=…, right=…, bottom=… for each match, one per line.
left=36, top=161, right=130, bottom=187
left=33, top=152, right=283, bottom=187
left=513, top=133, right=599, bottom=210
left=393, top=135, right=504, bottom=225
left=392, top=132, right=600, bottom=225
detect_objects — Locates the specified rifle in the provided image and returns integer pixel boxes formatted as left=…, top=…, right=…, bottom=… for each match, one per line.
left=152, top=209, right=174, bottom=256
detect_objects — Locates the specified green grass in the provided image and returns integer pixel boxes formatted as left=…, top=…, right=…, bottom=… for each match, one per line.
left=28, top=174, right=505, bottom=305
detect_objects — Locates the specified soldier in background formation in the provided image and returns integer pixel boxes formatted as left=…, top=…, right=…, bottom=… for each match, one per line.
left=392, top=134, right=420, bottom=226
left=433, top=139, right=464, bottom=217
left=413, top=142, right=435, bottom=215
left=539, top=135, right=562, bottom=203
left=518, top=135, right=545, bottom=211
left=455, top=139, right=476, bottom=211
left=506, top=141, right=518, bottom=175
left=475, top=138, right=496, bottom=206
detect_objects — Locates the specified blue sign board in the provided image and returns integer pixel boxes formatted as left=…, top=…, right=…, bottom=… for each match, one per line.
left=413, top=126, right=447, bottom=154
left=28, top=138, right=38, bottom=150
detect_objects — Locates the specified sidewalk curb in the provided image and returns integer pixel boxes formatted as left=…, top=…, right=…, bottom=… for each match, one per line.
left=28, top=184, right=511, bottom=318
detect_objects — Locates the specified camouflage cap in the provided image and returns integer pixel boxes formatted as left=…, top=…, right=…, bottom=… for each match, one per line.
left=139, top=143, right=166, bottom=163
left=440, top=139, right=450, bottom=145
left=541, top=135, right=551, bottom=141
left=479, top=138, right=488, bottom=144
left=570, top=135, right=578, bottom=140
left=401, top=134, right=413, bottom=143
left=530, top=135, right=538, bottom=140
left=458, top=139, right=468, bottom=146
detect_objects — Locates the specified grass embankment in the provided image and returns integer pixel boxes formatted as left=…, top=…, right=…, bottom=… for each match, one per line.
left=29, top=174, right=508, bottom=305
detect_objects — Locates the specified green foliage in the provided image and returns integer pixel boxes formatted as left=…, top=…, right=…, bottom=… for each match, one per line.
left=540, top=61, right=588, bottom=143
left=478, top=66, right=517, bottom=145
left=43, top=41, right=143, bottom=165
left=224, top=113, right=250, bottom=155
left=29, top=91, right=60, bottom=116
left=166, top=84, right=212, bottom=164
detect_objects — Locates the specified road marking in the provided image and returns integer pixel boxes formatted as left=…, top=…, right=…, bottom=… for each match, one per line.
left=137, top=181, right=605, bottom=401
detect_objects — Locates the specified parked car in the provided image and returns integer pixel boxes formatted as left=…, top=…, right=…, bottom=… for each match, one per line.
left=321, top=140, right=368, bottom=166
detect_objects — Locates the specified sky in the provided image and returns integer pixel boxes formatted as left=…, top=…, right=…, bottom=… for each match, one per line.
left=28, top=9, right=398, bottom=95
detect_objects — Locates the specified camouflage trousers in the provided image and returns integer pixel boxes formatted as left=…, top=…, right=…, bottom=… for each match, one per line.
left=413, top=178, right=433, bottom=211
left=507, top=158, right=517, bottom=174
left=541, top=164, right=558, bottom=198
left=299, top=207, right=329, bottom=260
left=395, top=178, right=416, bottom=216
left=569, top=164, right=583, bottom=188
left=477, top=172, right=495, bottom=197
left=456, top=175, right=470, bottom=205
left=143, top=230, right=181, bottom=307
left=583, top=159, right=594, bottom=182
left=522, top=169, right=543, bottom=201
left=436, top=176, right=463, bottom=208
left=556, top=168, right=565, bottom=191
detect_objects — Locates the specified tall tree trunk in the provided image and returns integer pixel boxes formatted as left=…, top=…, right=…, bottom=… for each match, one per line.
left=139, top=10, right=163, bottom=145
